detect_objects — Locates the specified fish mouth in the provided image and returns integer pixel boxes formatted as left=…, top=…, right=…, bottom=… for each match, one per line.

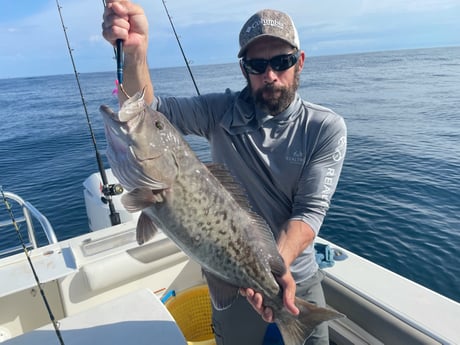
left=99, top=107, right=130, bottom=158
left=100, top=104, right=143, bottom=131
left=100, top=103, right=149, bottom=157
left=100, top=88, right=146, bottom=124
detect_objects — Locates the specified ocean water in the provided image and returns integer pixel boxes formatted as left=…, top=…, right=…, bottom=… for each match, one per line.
left=1, top=46, right=459, bottom=303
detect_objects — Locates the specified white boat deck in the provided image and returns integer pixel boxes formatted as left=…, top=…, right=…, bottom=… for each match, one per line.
left=0, top=245, right=76, bottom=298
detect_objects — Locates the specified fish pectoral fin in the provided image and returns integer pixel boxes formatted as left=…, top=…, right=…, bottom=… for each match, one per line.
left=121, top=188, right=166, bottom=212
left=136, top=211, right=160, bottom=245
left=202, top=269, right=239, bottom=310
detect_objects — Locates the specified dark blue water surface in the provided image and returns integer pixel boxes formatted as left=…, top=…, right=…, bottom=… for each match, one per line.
left=1, top=46, right=459, bottom=302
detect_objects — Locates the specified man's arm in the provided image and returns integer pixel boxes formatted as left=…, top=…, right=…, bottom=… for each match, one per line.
left=102, top=0, right=153, bottom=104
left=277, top=220, right=315, bottom=313
left=243, top=115, right=347, bottom=321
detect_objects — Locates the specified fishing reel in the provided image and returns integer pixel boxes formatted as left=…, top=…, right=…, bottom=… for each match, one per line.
left=101, top=183, right=124, bottom=204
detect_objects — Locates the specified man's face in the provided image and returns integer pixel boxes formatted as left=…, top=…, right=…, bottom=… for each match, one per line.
left=242, top=37, right=305, bottom=115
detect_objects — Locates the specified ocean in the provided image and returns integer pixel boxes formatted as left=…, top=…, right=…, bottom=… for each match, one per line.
left=1, top=46, right=459, bottom=303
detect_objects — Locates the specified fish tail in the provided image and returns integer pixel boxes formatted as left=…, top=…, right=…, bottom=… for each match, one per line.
left=276, top=297, right=344, bottom=345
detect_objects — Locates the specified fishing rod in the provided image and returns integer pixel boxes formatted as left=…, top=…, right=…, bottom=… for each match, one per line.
left=161, top=0, right=201, bottom=95
left=56, top=0, right=122, bottom=226
left=101, top=0, right=130, bottom=98
left=1, top=187, right=65, bottom=345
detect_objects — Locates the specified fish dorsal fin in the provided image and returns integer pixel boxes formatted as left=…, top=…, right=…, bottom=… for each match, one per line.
left=202, top=269, right=239, bottom=310
left=206, top=163, right=252, bottom=209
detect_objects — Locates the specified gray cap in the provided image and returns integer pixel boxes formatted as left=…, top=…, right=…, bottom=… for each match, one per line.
left=238, top=9, right=300, bottom=58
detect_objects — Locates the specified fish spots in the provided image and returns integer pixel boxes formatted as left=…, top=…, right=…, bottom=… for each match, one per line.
left=230, top=221, right=238, bottom=234
left=219, top=210, right=229, bottom=221
left=212, top=210, right=228, bottom=225
left=228, top=237, right=245, bottom=257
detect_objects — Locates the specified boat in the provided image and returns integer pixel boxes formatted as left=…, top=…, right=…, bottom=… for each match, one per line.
left=1, top=169, right=459, bottom=345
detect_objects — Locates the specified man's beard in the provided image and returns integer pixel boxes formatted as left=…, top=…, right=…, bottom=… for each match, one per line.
left=250, top=66, right=300, bottom=115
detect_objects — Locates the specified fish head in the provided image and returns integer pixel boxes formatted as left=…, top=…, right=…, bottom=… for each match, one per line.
left=99, top=90, right=179, bottom=192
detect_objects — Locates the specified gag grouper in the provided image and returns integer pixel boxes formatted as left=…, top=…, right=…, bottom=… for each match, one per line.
left=100, top=90, right=344, bottom=345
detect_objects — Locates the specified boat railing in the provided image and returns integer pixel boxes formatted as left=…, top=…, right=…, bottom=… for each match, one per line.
left=0, top=191, right=58, bottom=257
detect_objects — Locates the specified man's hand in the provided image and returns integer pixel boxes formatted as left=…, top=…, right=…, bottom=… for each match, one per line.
left=102, top=0, right=149, bottom=56
left=102, top=0, right=154, bottom=104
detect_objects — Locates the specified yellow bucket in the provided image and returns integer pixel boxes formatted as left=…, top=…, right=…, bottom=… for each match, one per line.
left=165, top=285, right=216, bottom=345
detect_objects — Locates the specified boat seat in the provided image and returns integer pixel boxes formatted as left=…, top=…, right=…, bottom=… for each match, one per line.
left=81, top=236, right=187, bottom=293
left=2, top=289, right=187, bottom=345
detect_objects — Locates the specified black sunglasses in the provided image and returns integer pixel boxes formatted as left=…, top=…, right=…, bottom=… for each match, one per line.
left=242, top=51, right=300, bottom=75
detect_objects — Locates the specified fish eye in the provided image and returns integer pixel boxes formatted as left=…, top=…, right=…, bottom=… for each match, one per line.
left=155, top=121, right=164, bottom=130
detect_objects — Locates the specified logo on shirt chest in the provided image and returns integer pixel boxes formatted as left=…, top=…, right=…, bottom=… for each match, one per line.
left=285, top=150, right=304, bottom=165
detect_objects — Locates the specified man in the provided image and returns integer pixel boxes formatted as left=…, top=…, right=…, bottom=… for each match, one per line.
left=102, top=2, right=347, bottom=344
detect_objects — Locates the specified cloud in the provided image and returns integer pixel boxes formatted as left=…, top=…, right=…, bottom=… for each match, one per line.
left=89, top=35, right=104, bottom=43
left=0, top=0, right=459, bottom=78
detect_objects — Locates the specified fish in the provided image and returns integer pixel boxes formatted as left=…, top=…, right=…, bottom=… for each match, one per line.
left=99, top=90, right=344, bottom=345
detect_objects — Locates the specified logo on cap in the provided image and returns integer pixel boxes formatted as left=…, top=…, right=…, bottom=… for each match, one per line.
left=245, top=18, right=284, bottom=33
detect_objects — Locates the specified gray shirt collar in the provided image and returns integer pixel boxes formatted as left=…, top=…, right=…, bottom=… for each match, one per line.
left=220, top=87, right=302, bottom=134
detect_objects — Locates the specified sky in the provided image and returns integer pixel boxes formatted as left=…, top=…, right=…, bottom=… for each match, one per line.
left=1, top=0, right=459, bottom=79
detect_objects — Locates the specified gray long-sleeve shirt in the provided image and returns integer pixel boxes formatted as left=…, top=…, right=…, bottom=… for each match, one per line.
left=153, top=86, right=347, bottom=282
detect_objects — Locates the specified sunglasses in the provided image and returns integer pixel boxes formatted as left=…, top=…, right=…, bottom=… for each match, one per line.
left=242, top=51, right=300, bottom=75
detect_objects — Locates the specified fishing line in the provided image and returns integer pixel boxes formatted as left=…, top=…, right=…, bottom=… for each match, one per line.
left=0, top=187, right=65, bottom=345
left=55, top=0, right=122, bottom=226
left=161, top=0, right=201, bottom=95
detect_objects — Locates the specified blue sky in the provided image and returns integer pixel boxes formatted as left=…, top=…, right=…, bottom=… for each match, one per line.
left=1, top=0, right=459, bottom=79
